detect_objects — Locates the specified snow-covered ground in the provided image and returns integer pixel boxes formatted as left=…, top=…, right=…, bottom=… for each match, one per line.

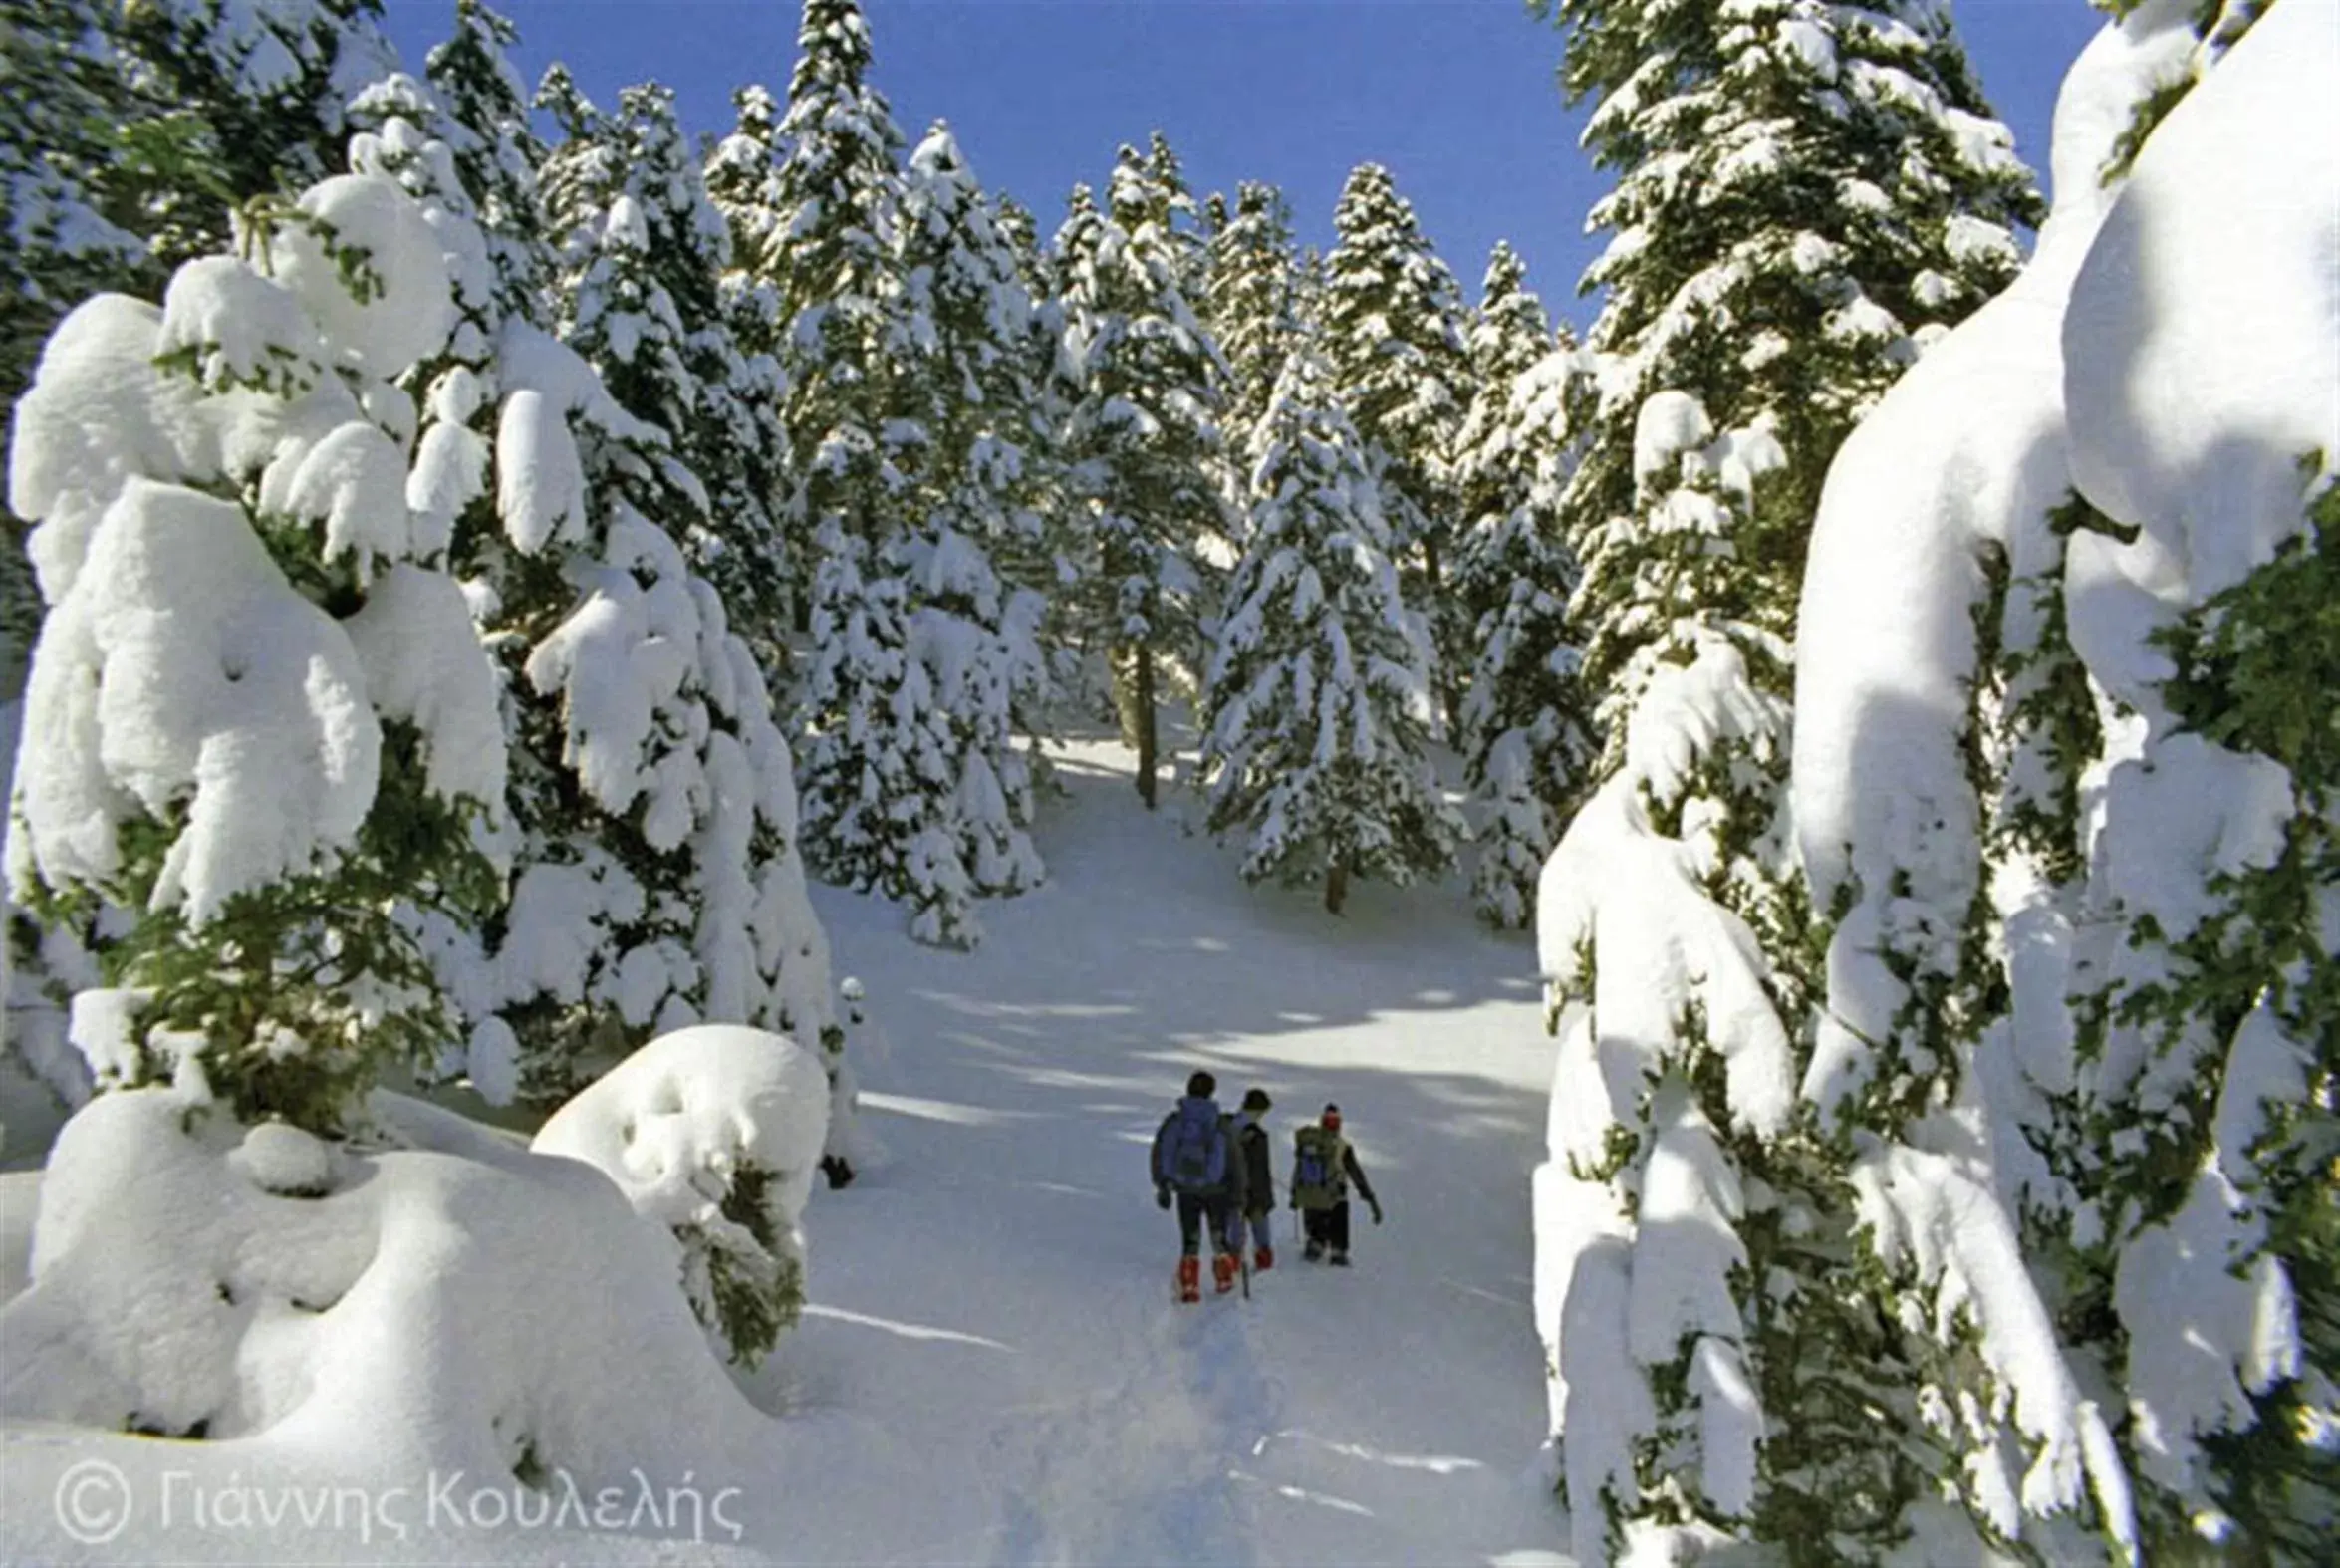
left=2, top=729, right=1573, bottom=1566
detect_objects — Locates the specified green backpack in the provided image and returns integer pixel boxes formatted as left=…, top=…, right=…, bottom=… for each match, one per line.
left=1291, top=1125, right=1345, bottom=1210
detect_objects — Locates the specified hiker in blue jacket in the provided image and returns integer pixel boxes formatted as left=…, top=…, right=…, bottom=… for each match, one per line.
left=1152, top=1071, right=1243, bottom=1301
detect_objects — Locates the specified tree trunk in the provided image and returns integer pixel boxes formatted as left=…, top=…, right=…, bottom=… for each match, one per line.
left=1133, top=642, right=1158, bottom=810
left=1324, top=858, right=1349, bottom=915
left=1111, top=645, right=1145, bottom=749
left=1420, top=531, right=1459, bottom=735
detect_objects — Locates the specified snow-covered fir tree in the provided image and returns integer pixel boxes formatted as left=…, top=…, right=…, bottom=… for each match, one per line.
left=344, top=75, right=841, bottom=1117
left=788, top=121, right=1050, bottom=948
left=1449, top=243, right=1589, bottom=928
left=755, top=0, right=910, bottom=623
left=1524, top=0, right=2044, bottom=1560
left=6, top=134, right=505, bottom=1133
left=748, top=0, right=982, bottom=904
left=990, top=188, right=1088, bottom=757
left=703, top=83, right=790, bottom=285
left=1320, top=161, right=1472, bottom=724
left=537, top=75, right=792, bottom=670
left=3, top=1, right=418, bottom=1124
left=1452, top=242, right=1560, bottom=632
left=3, top=0, right=392, bottom=690
left=700, top=84, right=800, bottom=655
left=1197, top=339, right=1460, bottom=915
left=421, top=0, right=552, bottom=332
left=1200, top=181, right=1306, bottom=481
left=1788, top=2, right=2330, bottom=1560
left=1141, top=131, right=1209, bottom=304
left=1055, top=150, right=1236, bottom=808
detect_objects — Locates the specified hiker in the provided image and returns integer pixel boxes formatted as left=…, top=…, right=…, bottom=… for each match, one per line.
left=1289, top=1103, right=1381, bottom=1266
left=1225, top=1088, right=1276, bottom=1271
left=1152, top=1070, right=1243, bottom=1301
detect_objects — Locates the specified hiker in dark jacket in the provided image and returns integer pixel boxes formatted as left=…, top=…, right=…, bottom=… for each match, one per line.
left=1289, top=1103, right=1381, bottom=1266
left=1224, top=1088, right=1277, bottom=1271
left=1152, top=1070, right=1243, bottom=1301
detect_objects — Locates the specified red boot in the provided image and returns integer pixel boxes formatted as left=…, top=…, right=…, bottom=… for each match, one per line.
left=1254, top=1246, right=1274, bottom=1273
left=1176, top=1256, right=1201, bottom=1304
left=1212, top=1253, right=1237, bottom=1294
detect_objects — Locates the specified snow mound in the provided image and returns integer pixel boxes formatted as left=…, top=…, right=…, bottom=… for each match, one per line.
left=532, top=1026, right=830, bottom=1367
left=0, top=1086, right=767, bottom=1482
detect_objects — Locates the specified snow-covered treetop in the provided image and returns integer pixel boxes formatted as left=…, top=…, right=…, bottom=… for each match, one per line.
left=420, top=0, right=551, bottom=329
left=1560, top=0, right=2041, bottom=417
left=705, top=83, right=792, bottom=275
left=1468, top=243, right=1553, bottom=390
left=1453, top=241, right=1564, bottom=514
left=1322, top=160, right=1471, bottom=479
left=790, top=0, right=878, bottom=100
left=769, top=0, right=904, bottom=282
left=903, top=121, right=1036, bottom=407
left=1201, top=180, right=1304, bottom=462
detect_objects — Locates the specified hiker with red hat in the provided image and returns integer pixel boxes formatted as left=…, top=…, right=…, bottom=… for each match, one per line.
left=1289, top=1103, right=1381, bottom=1265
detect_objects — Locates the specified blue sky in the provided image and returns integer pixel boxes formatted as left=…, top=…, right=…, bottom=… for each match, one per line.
left=379, top=0, right=2109, bottom=330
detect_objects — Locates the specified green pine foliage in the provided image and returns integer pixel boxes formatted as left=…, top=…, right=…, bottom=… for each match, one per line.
left=2075, top=482, right=2338, bottom=1560
left=0, top=1, right=155, bottom=687
left=0, top=0, right=157, bottom=422
left=1197, top=340, right=1461, bottom=915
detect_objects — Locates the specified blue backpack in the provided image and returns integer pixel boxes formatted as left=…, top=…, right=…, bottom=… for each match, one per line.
left=1292, top=1125, right=1343, bottom=1209
left=1160, top=1102, right=1227, bottom=1193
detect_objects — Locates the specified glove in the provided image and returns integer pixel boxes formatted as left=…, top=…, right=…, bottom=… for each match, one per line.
left=1156, top=1187, right=1171, bottom=1211
left=1370, top=1201, right=1384, bottom=1225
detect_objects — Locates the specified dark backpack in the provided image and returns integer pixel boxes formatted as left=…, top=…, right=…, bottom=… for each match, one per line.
left=1161, top=1102, right=1226, bottom=1193
left=1292, top=1125, right=1343, bottom=1209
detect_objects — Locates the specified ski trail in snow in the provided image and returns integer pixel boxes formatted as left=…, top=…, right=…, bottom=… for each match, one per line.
left=975, top=1269, right=1281, bottom=1567
left=800, top=735, right=1573, bottom=1565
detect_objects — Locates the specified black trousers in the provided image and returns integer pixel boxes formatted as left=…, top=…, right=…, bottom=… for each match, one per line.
left=1175, top=1191, right=1234, bottom=1256
left=1301, top=1201, right=1351, bottom=1252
